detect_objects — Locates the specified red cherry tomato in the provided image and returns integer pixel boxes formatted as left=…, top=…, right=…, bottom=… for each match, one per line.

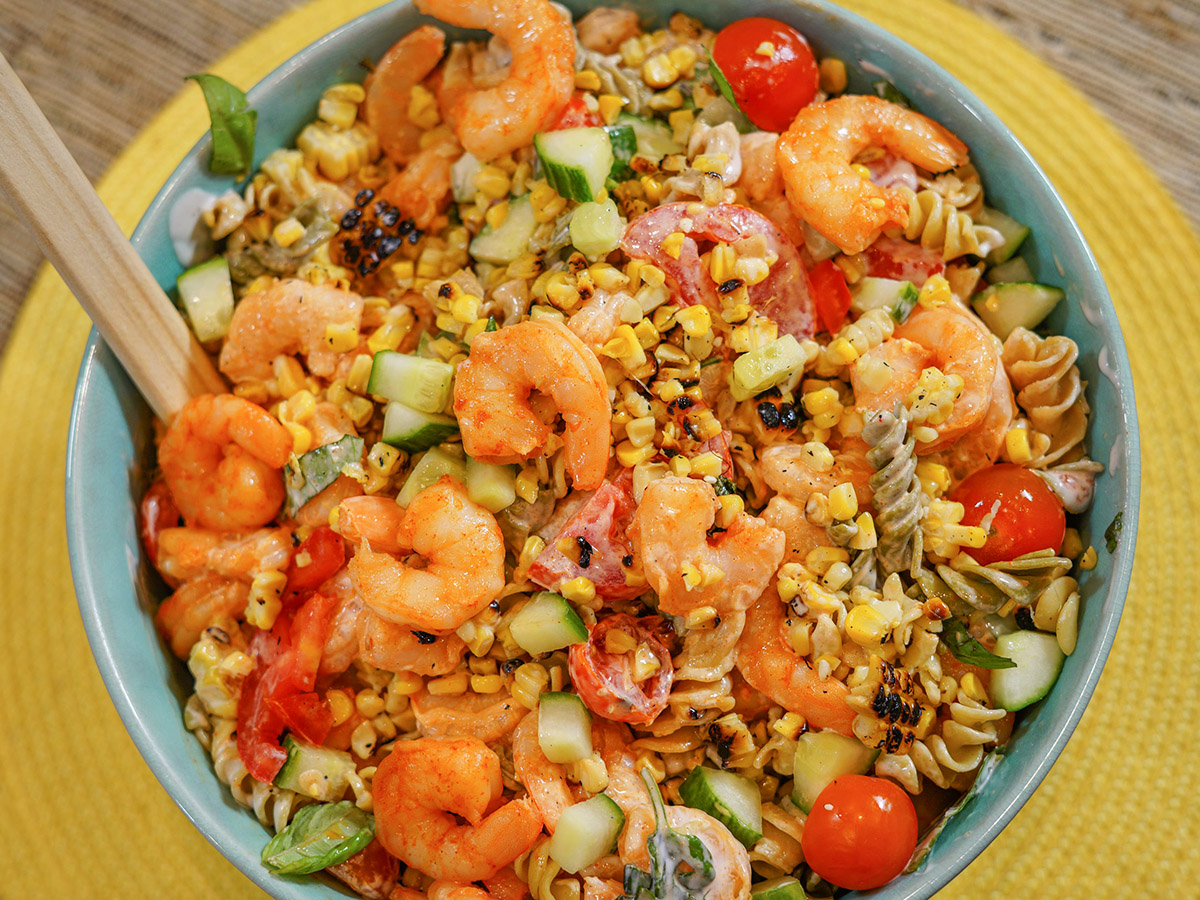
left=863, top=236, right=945, bottom=285
left=283, top=525, right=346, bottom=602
left=550, top=93, right=603, bottom=129
left=139, top=480, right=182, bottom=569
left=711, top=17, right=819, bottom=132
left=569, top=614, right=674, bottom=724
left=808, top=258, right=854, bottom=334
left=950, top=464, right=1065, bottom=566
left=801, top=774, right=919, bottom=890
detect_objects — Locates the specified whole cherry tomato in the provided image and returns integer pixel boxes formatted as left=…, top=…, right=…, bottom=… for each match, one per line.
left=710, top=17, right=819, bottom=132
left=950, top=464, right=1065, bottom=566
left=801, top=774, right=919, bottom=890
left=568, top=614, right=674, bottom=724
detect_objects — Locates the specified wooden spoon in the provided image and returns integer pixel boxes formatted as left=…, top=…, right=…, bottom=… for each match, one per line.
left=0, top=51, right=225, bottom=421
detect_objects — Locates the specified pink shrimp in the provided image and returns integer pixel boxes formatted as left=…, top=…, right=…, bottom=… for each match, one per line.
left=364, top=25, right=447, bottom=165
left=154, top=526, right=293, bottom=586
left=155, top=575, right=249, bottom=658
left=512, top=712, right=574, bottom=832
left=334, top=494, right=406, bottom=554
left=409, top=689, right=526, bottom=743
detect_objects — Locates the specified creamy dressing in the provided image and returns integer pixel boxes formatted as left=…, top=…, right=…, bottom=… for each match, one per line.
left=169, top=187, right=219, bottom=268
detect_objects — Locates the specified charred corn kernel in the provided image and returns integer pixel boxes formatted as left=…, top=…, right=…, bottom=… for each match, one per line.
left=681, top=561, right=703, bottom=590
left=642, top=52, right=679, bottom=88
left=577, top=754, right=609, bottom=793
left=323, top=321, right=359, bottom=353
left=451, top=293, right=482, bottom=324
left=657, top=379, right=684, bottom=404
left=560, top=577, right=596, bottom=605
left=735, top=257, right=771, bottom=286
left=647, top=88, right=684, bottom=111
left=916, top=460, right=952, bottom=497
left=771, top=712, right=806, bottom=741
left=355, top=689, right=385, bottom=718
left=515, top=468, right=540, bottom=504
left=849, top=512, right=877, bottom=550
left=708, top=243, right=736, bottom=284
left=244, top=570, right=286, bottom=630
left=484, top=199, right=509, bottom=230
left=350, top=721, right=377, bottom=759
left=368, top=322, right=406, bottom=353
left=631, top=643, right=662, bottom=682
left=918, top=273, right=952, bottom=308
left=675, top=305, right=712, bottom=337
left=787, top=621, right=812, bottom=655
left=668, top=108, right=695, bottom=143
left=427, top=671, right=470, bottom=696
left=605, top=628, right=639, bottom=655
left=626, top=416, right=657, bottom=448
left=617, top=439, right=656, bottom=467
left=659, top=231, right=686, bottom=260
left=273, top=355, right=307, bottom=398
left=959, top=672, right=989, bottom=704
left=684, top=606, right=719, bottom=628
left=914, top=706, right=936, bottom=740
left=829, top=483, right=859, bottom=521
left=717, top=493, right=744, bottom=528
left=1005, top=426, right=1033, bottom=464
left=1080, top=545, right=1098, bottom=570
left=272, top=216, right=306, bottom=248
left=819, top=57, right=848, bottom=93
left=284, top=421, right=313, bottom=456
left=327, top=690, right=354, bottom=726
left=598, top=93, right=625, bottom=125
left=667, top=44, right=698, bottom=76
left=470, top=674, right=504, bottom=694
left=574, top=69, right=603, bottom=91
left=691, top=452, right=723, bottom=478
left=546, top=272, right=580, bottom=310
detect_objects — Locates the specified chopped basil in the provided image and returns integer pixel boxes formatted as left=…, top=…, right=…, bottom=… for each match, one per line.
left=706, top=51, right=740, bottom=114
left=872, top=79, right=913, bottom=109
left=484, top=316, right=499, bottom=332
left=940, top=617, right=1016, bottom=670
left=186, top=73, right=257, bottom=177
left=621, top=769, right=715, bottom=900
left=1105, top=511, right=1123, bottom=553
left=712, top=475, right=738, bottom=497
left=261, top=801, right=374, bottom=875
left=284, top=434, right=365, bottom=518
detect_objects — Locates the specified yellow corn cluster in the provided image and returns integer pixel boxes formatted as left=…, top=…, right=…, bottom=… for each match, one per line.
left=922, top=499, right=988, bottom=560
left=296, top=120, right=379, bottom=182
left=907, top=366, right=964, bottom=427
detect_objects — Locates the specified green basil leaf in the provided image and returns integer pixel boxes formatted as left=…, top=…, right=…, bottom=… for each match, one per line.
left=940, top=617, right=1016, bottom=670
left=712, top=475, right=738, bottom=497
left=261, top=801, right=374, bottom=875
left=1105, top=511, right=1123, bottom=553
left=186, top=73, right=257, bottom=176
left=707, top=51, right=740, bottom=113
left=621, top=768, right=716, bottom=899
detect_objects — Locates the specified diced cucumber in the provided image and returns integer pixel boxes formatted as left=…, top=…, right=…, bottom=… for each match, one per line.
left=791, top=731, right=879, bottom=813
left=466, top=457, right=517, bottom=513
left=176, top=256, right=234, bottom=343
left=509, top=591, right=589, bottom=656
left=729, top=334, right=806, bottom=401
left=535, top=127, right=614, bottom=202
left=381, top=402, right=459, bottom=455
left=549, top=793, right=625, bottom=874
left=616, top=112, right=683, bottom=162
left=275, top=735, right=357, bottom=802
left=538, top=692, right=593, bottom=763
left=604, top=124, right=637, bottom=181
left=469, top=194, right=538, bottom=265
left=367, top=350, right=454, bottom=413
left=570, top=198, right=623, bottom=259
left=451, top=151, right=484, bottom=203
left=283, top=434, right=365, bottom=518
left=850, top=276, right=919, bottom=320
left=990, top=630, right=1066, bottom=711
left=987, top=255, right=1034, bottom=284
left=396, top=445, right=467, bottom=507
left=977, top=206, right=1031, bottom=265
left=971, top=282, right=1065, bottom=340
left=752, top=877, right=809, bottom=900
left=679, top=766, right=763, bottom=847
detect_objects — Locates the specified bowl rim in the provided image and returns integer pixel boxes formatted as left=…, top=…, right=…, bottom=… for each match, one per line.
left=66, top=1, right=1141, bottom=898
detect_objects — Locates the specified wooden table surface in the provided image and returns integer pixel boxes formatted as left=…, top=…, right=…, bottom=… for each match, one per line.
left=0, top=0, right=1197, bottom=354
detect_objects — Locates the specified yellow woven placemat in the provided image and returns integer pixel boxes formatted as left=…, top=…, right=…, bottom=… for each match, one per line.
left=0, top=0, right=1193, bottom=896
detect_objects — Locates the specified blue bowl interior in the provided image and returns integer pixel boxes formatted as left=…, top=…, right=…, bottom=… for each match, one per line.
left=66, top=2, right=1140, bottom=899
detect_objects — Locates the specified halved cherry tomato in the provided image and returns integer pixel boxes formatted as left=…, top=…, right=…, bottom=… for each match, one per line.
left=139, top=479, right=182, bottom=569
left=800, top=774, right=919, bottom=890
left=550, top=93, right=603, bottom=129
left=569, top=614, right=674, bottom=724
left=864, top=236, right=944, bottom=286
left=237, top=592, right=337, bottom=782
left=711, top=17, right=819, bottom=132
left=808, top=258, right=854, bottom=334
left=950, top=464, right=1065, bottom=566
left=283, top=526, right=346, bottom=603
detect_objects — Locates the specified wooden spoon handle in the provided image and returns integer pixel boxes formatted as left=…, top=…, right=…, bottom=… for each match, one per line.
left=0, top=51, right=225, bottom=421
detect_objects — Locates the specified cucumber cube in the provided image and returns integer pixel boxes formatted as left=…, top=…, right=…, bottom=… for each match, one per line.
left=679, top=766, right=763, bottom=847
left=466, top=457, right=517, bottom=513
left=548, top=794, right=625, bottom=874
left=367, top=351, right=454, bottom=413
left=509, top=592, right=589, bottom=656
left=538, top=692, right=593, bottom=763
left=791, top=730, right=879, bottom=813
left=752, top=877, right=809, bottom=899
left=176, top=256, right=234, bottom=343
left=729, top=335, right=806, bottom=401
left=396, top=445, right=467, bottom=508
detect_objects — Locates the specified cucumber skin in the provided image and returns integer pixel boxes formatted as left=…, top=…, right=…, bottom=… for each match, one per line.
left=790, top=731, right=879, bottom=813
left=537, top=691, right=594, bottom=763
left=283, top=434, right=364, bottom=518
left=678, top=766, right=763, bottom=848
left=548, top=794, right=625, bottom=874
left=275, top=735, right=356, bottom=801
left=508, top=592, right=589, bottom=656
left=990, top=630, right=1065, bottom=711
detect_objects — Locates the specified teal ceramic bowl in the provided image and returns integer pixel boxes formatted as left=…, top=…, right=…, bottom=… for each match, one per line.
left=66, top=1, right=1139, bottom=897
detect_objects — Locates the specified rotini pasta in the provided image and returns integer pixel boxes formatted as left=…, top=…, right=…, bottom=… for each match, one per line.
left=898, top=186, right=1004, bottom=261
left=1002, top=326, right=1091, bottom=467
left=864, top=404, right=925, bottom=575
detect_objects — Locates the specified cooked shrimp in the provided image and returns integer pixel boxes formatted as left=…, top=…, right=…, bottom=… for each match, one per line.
left=453, top=319, right=611, bottom=491
left=364, top=25, right=447, bottom=165
left=664, top=806, right=752, bottom=900
left=155, top=575, right=249, bottom=658
left=155, top=526, right=292, bottom=586
left=736, top=588, right=856, bottom=736
left=309, top=401, right=359, bottom=447
left=850, top=304, right=997, bottom=451
left=567, top=287, right=633, bottom=350
left=512, top=712, right=574, bottom=833
left=410, top=689, right=525, bottom=743
left=583, top=878, right=624, bottom=900
left=319, top=579, right=366, bottom=675
left=930, top=354, right=1015, bottom=483
left=595, top=720, right=654, bottom=867
left=218, top=279, right=365, bottom=383
left=412, top=0, right=574, bottom=160
left=737, top=132, right=806, bottom=247
left=576, top=7, right=641, bottom=53
left=777, top=95, right=969, bottom=254
left=427, top=883, right=500, bottom=900
left=760, top=437, right=875, bottom=505
left=759, top=496, right=834, bottom=566
left=377, top=134, right=460, bottom=231
left=294, top=474, right=363, bottom=529
left=158, top=393, right=292, bottom=531
left=334, top=494, right=406, bottom=554
left=629, top=476, right=784, bottom=618
left=360, top=614, right=467, bottom=676
left=350, top=476, right=505, bottom=632
left=373, top=737, right=543, bottom=882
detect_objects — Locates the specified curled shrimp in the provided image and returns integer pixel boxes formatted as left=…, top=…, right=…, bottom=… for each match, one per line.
left=218, top=279, right=365, bottom=383
left=760, top=496, right=835, bottom=567
left=158, top=393, right=292, bottom=532
left=736, top=588, right=856, bottom=736
left=453, top=319, right=611, bottom=491
left=377, top=135, right=460, bottom=231
left=373, top=737, right=543, bottom=882
left=595, top=721, right=655, bottom=867
left=850, top=304, right=997, bottom=451
left=334, top=494, right=406, bottom=554
left=628, top=476, right=784, bottom=618
left=349, top=476, right=505, bottom=632
left=929, top=353, right=1016, bottom=483
left=155, top=575, right=249, bottom=658
left=759, top=436, right=875, bottom=505
left=777, top=95, right=969, bottom=254
left=360, top=614, right=467, bottom=676
left=664, top=806, right=752, bottom=900
left=512, top=711, right=574, bottom=833
left=413, top=0, right=574, bottom=160
left=365, top=25, right=447, bottom=165
left=154, top=526, right=292, bottom=586
left=410, top=689, right=525, bottom=743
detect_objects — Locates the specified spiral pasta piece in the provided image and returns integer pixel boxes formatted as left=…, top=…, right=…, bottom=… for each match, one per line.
left=899, top=187, right=1003, bottom=261
left=1002, top=327, right=1090, bottom=467
left=864, top=404, right=924, bottom=575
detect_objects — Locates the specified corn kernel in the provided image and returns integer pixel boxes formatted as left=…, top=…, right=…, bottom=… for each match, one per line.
left=598, top=93, right=625, bottom=125
left=717, top=493, right=744, bottom=528
left=484, top=198, right=509, bottom=231
left=355, top=689, right=385, bottom=718
left=674, top=305, right=712, bottom=337
left=916, top=461, right=952, bottom=497
left=1080, top=545, right=1098, bottom=570
left=350, top=720, right=377, bottom=759
left=647, top=88, right=684, bottom=111
left=822, top=561, right=853, bottom=591
left=272, top=217, right=306, bottom=248
left=631, top=643, right=662, bottom=682
left=778, top=576, right=801, bottom=604
left=849, top=512, right=878, bottom=550
left=321, top=321, right=359, bottom=354
left=605, top=628, right=639, bottom=655
left=619, top=36, right=646, bottom=67
left=667, top=45, right=698, bottom=77
left=574, top=69, right=602, bottom=91
left=668, top=108, right=695, bottom=144
left=515, top=468, right=540, bottom=504
left=327, top=689, right=354, bottom=726
left=616, top=440, right=657, bottom=467
left=700, top=562, right=724, bottom=587
left=828, top=483, right=859, bottom=521
left=244, top=570, right=286, bottom=630
left=787, top=621, right=812, bottom=655
left=801, top=441, right=835, bottom=473
left=826, top=337, right=860, bottom=366
left=427, top=671, right=470, bottom=696
left=681, top=561, right=703, bottom=590
left=273, top=355, right=307, bottom=399
left=284, top=421, right=313, bottom=456
left=819, top=57, right=848, bottom=93
left=470, top=674, right=504, bottom=694
left=450, top=293, right=481, bottom=324
left=850, top=163, right=873, bottom=181
left=1004, top=426, right=1033, bottom=464
left=626, top=416, right=657, bottom=448
left=772, top=712, right=806, bottom=740
left=1061, top=527, right=1083, bottom=560
left=389, top=671, right=424, bottom=697
left=690, top=452, right=723, bottom=478
left=684, top=606, right=719, bottom=628
left=918, top=273, right=952, bottom=308
left=367, top=322, right=406, bottom=354
left=735, top=256, right=771, bottom=286
left=659, top=231, right=686, bottom=260
left=914, top=706, right=936, bottom=740
left=642, top=52, right=679, bottom=89
left=960, top=672, right=989, bottom=704
left=561, top=577, right=597, bottom=605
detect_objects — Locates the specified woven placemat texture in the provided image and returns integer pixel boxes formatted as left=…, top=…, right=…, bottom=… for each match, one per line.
left=0, top=0, right=1195, bottom=897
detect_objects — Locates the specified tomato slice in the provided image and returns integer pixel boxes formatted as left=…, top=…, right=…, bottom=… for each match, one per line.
left=550, top=93, right=603, bottom=129
left=800, top=774, right=919, bottom=890
left=711, top=17, right=819, bottom=132
left=528, top=474, right=643, bottom=602
left=237, top=592, right=338, bottom=782
left=808, top=258, right=854, bottom=335
left=140, top=480, right=182, bottom=570
left=569, top=614, right=674, bottom=724
left=864, top=236, right=945, bottom=286
left=949, top=464, right=1066, bottom=566
left=283, top=526, right=346, bottom=603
